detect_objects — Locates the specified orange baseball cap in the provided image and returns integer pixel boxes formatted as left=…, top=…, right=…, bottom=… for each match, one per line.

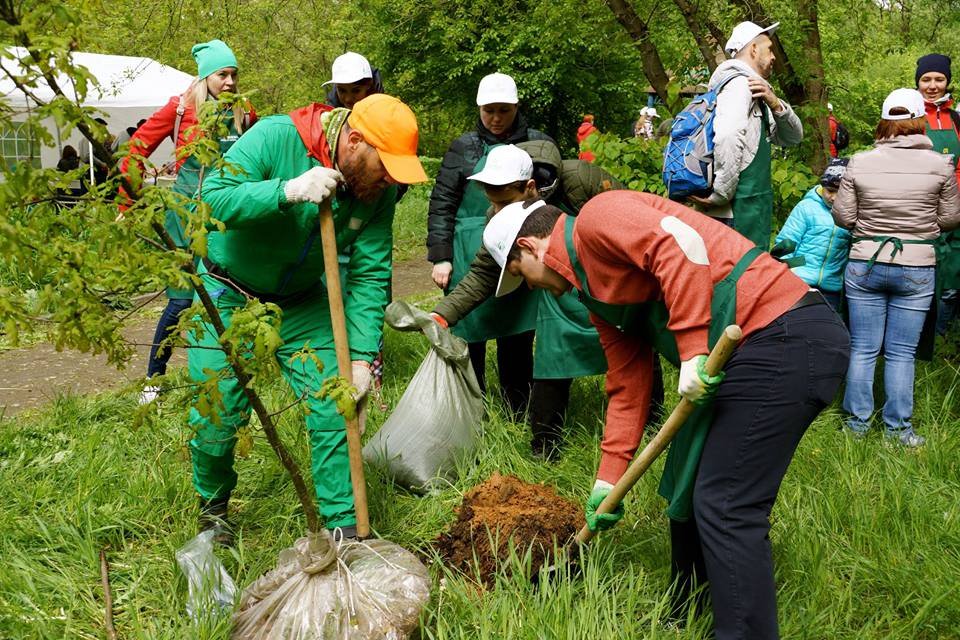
left=347, top=94, right=428, bottom=184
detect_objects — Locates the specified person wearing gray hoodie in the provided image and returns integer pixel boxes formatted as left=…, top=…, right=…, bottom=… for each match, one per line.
left=688, top=21, right=803, bottom=249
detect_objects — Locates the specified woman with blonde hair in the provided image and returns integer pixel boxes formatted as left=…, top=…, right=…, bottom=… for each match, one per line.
left=119, top=39, right=257, bottom=404
left=832, top=88, right=960, bottom=446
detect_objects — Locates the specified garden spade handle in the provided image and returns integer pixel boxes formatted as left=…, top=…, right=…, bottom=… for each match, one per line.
left=319, top=200, right=370, bottom=539
left=575, top=325, right=743, bottom=544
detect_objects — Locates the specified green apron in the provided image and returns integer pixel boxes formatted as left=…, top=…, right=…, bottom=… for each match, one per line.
left=929, top=124, right=960, bottom=291
left=731, top=104, right=773, bottom=250
left=166, top=110, right=242, bottom=300
left=564, top=215, right=763, bottom=521
left=534, top=203, right=607, bottom=379
left=447, top=146, right=538, bottom=342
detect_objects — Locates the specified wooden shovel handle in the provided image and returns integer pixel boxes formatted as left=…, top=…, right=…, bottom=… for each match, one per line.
left=319, top=201, right=370, bottom=538
left=575, top=325, right=743, bottom=544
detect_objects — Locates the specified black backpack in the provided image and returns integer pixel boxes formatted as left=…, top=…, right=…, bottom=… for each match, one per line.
left=833, top=121, right=850, bottom=151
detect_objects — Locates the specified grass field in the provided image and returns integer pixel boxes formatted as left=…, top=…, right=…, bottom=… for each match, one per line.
left=1, top=310, right=959, bottom=639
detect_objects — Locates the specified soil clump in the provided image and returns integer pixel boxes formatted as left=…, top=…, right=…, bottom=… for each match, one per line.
left=435, top=472, right=584, bottom=585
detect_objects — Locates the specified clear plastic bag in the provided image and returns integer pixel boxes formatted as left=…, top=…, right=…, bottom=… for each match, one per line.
left=363, top=301, right=484, bottom=492
left=175, top=529, right=238, bottom=620
left=232, top=530, right=430, bottom=640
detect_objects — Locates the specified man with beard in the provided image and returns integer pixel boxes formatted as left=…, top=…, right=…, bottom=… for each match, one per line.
left=190, top=94, right=427, bottom=543
left=687, top=21, right=803, bottom=249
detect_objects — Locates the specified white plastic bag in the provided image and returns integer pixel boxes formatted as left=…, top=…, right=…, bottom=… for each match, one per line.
left=231, top=530, right=430, bottom=640
left=363, top=301, right=484, bottom=492
left=175, top=529, right=238, bottom=620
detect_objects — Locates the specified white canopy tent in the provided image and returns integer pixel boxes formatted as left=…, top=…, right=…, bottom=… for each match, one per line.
left=0, top=48, right=195, bottom=175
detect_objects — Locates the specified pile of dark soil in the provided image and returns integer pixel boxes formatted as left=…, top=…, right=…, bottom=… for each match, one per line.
left=435, top=472, right=584, bottom=585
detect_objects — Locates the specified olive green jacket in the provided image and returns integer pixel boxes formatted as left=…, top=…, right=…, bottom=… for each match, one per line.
left=433, top=148, right=621, bottom=325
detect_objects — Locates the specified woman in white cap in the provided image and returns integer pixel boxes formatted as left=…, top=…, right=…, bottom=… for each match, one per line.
left=832, top=88, right=960, bottom=446
left=426, top=72, right=555, bottom=414
left=323, top=51, right=384, bottom=109
left=118, top=39, right=257, bottom=405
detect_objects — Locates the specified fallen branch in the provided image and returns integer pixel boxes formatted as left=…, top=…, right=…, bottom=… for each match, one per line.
left=99, top=549, right=117, bottom=640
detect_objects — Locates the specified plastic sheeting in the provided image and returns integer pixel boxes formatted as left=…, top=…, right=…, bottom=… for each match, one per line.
left=232, top=531, right=430, bottom=640
left=363, top=301, right=484, bottom=492
left=176, top=529, right=238, bottom=620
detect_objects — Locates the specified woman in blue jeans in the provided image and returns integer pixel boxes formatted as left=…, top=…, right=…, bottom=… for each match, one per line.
left=832, top=88, right=960, bottom=446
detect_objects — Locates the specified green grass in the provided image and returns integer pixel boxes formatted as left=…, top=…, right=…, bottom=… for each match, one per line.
left=394, top=182, right=432, bottom=263
left=1, top=326, right=959, bottom=639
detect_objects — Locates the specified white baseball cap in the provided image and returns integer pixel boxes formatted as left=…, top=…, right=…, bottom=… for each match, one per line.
left=322, top=52, right=373, bottom=86
left=467, top=145, right=533, bottom=185
left=641, top=106, right=661, bottom=118
left=483, top=199, right=546, bottom=297
left=881, top=88, right=925, bottom=121
left=724, top=21, right=780, bottom=56
left=476, top=73, right=519, bottom=106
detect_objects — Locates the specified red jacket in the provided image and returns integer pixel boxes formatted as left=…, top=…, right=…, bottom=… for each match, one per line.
left=828, top=114, right=838, bottom=158
left=542, top=191, right=808, bottom=483
left=118, top=95, right=257, bottom=206
left=924, top=98, right=960, bottom=184
left=576, top=121, right=598, bottom=162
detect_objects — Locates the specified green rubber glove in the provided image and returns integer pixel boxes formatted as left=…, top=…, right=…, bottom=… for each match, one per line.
left=695, top=355, right=725, bottom=404
left=585, top=480, right=625, bottom=532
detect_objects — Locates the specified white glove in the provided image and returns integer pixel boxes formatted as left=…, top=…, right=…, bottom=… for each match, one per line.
left=678, top=355, right=709, bottom=403
left=351, top=361, right=372, bottom=436
left=283, top=167, right=343, bottom=204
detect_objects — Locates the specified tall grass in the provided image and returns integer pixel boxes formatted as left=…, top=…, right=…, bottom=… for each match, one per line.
left=0, top=320, right=958, bottom=638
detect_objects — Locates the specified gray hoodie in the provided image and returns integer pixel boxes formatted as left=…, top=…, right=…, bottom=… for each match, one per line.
left=705, top=59, right=803, bottom=218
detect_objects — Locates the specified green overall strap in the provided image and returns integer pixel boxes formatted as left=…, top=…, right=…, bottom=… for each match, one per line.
left=852, top=236, right=936, bottom=271
left=708, top=246, right=764, bottom=348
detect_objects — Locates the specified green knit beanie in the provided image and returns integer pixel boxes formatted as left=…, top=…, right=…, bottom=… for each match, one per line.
left=191, top=39, right=238, bottom=78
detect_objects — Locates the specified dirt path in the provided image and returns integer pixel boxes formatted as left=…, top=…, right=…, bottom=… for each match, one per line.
left=0, top=258, right=435, bottom=416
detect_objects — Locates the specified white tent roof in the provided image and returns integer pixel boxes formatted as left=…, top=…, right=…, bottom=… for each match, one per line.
left=1, top=48, right=195, bottom=109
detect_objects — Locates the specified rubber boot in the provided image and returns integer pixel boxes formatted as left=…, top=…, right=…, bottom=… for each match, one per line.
left=198, top=496, right=234, bottom=547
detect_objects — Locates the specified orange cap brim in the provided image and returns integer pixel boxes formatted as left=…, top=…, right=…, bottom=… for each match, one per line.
left=377, top=149, right=428, bottom=184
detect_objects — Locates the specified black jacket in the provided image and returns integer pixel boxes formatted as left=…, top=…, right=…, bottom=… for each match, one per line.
left=426, top=113, right=554, bottom=263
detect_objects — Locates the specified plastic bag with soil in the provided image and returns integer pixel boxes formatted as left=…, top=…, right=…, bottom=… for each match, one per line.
left=232, top=530, right=430, bottom=640
left=363, top=301, right=484, bottom=492
left=435, top=473, right=584, bottom=585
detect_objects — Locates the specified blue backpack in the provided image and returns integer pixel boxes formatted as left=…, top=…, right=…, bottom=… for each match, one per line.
left=662, top=73, right=745, bottom=199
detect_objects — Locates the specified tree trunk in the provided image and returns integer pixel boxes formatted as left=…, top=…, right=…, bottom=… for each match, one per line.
left=601, top=0, right=681, bottom=112
left=798, top=0, right=830, bottom=173
left=670, top=0, right=725, bottom=72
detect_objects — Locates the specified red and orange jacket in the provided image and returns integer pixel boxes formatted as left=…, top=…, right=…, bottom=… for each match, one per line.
left=924, top=97, right=960, bottom=184
left=542, top=190, right=808, bottom=483
left=576, top=120, right=598, bottom=162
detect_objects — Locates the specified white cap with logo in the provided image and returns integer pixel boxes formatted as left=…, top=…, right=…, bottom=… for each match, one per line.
left=483, top=199, right=546, bottom=297
left=724, top=21, right=780, bottom=56
left=476, top=72, right=519, bottom=106
left=467, top=145, right=533, bottom=186
left=881, top=88, right=925, bottom=121
left=322, top=52, right=373, bottom=86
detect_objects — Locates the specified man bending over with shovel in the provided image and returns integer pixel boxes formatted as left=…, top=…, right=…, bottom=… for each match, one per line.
left=191, top=94, right=427, bottom=542
left=482, top=191, right=849, bottom=640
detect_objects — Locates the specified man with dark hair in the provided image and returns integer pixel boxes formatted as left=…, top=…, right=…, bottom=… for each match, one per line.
left=483, top=190, right=849, bottom=640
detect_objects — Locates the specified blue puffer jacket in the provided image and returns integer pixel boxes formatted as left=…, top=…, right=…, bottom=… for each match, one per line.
left=774, top=186, right=851, bottom=292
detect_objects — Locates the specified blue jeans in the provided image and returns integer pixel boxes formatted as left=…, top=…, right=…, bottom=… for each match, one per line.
left=843, top=261, right=934, bottom=434
left=147, top=297, right=193, bottom=377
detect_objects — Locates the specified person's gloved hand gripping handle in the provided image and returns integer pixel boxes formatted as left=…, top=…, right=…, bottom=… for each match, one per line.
left=284, top=167, right=343, bottom=204
left=585, top=479, right=625, bottom=532
left=678, top=354, right=725, bottom=404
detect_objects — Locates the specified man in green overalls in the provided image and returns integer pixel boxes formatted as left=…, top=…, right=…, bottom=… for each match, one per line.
left=483, top=192, right=849, bottom=640
left=916, top=53, right=960, bottom=334
left=431, top=141, right=651, bottom=458
left=689, top=21, right=803, bottom=250
left=191, top=94, right=427, bottom=541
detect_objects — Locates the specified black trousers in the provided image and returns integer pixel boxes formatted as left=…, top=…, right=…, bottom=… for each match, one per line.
left=468, top=330, right=535, bottom=416
left=671, top=303, right=849, bottom=639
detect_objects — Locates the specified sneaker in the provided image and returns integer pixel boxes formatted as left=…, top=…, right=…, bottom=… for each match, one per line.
left=884, top=429, right=925, bottom=448
left=843, top=424, right=868, bottom=440
left=138, top=385, right=160, bottom=405
left=199, top=496, right=234, bottom=547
